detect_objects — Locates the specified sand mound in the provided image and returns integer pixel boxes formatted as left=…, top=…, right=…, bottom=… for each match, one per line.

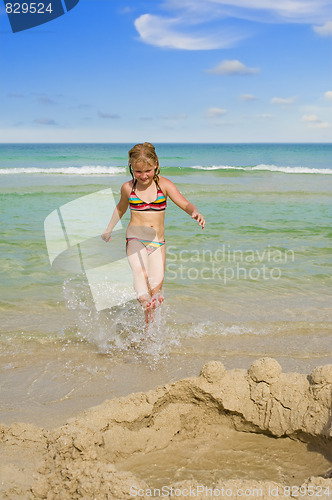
left=1, top=357, right=332, bottom=499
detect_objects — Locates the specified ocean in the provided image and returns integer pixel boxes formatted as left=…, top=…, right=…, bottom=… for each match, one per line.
left=1, top=143, right=331, bottom=426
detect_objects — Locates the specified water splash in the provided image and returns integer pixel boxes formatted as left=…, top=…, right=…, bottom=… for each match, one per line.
left=62, top=276, right=180, bottom=366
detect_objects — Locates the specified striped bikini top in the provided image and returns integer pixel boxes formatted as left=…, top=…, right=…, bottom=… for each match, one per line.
left=129, top=180, right=167, bottom=211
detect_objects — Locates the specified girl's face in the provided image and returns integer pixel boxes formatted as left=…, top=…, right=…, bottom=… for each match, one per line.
left=132, top=161, right=156, bottom=185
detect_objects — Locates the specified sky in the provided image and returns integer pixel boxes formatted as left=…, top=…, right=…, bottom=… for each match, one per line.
left=1, top=0, right=332, bottom=143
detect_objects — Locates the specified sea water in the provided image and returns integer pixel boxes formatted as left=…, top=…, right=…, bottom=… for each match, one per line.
left=0, top=143, right=332, bottom=424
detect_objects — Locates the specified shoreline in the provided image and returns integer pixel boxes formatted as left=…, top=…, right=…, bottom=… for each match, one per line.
left=1, top=329, right=332, bottom=430
left=1, top=357, right=332, bottom=499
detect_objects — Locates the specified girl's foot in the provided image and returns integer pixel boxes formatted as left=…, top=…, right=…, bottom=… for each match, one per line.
left=144, top=293, right=164, bottom=323
left=156, top=292, right=164, bottom=306
left=145, top=299, right=155, bottom=323
left=149, top=292, right=164, bottom=309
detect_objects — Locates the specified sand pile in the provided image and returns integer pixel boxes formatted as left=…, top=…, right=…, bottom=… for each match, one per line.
left=1, top=357, right=332, bottom=499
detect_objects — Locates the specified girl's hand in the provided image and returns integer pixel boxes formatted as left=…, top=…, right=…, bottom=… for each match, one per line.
left=191, top=210, right=205, bottom=229
left=101, top=231, right=112, bottom=242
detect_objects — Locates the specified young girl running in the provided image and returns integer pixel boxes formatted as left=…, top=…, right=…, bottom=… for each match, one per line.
left=101, top=142, right=205, bottom=323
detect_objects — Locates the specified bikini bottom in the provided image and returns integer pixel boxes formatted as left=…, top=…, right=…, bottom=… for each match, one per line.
left=126, top=237, right=165, bottom=256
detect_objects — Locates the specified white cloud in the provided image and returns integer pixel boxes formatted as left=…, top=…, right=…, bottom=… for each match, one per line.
left=161, top=113, right=188, bottom=121
left=313, top=21, right=332, bottom=36
left=38, top=96, right=56, bottom=105
left=8, top=93, right=24, bottom=98
left=98, top=112, right=120, bottom=119
left=302, top=114, right=330, bottom=128
left=324, top=91, right=332, bottom=101
left=134, top=14, right=244, bottom=50
left=256, top=113, right=273, bottom=119
left=302, top=114, right=318, bottom=122
left=207, top=59, right=260, bottom=75
left=163, top=0, right=331, bottom=24
left=33, top=118, right=58, bottom=126
left=134, top=1, right=332, bottom=51
left=271, top=96, right=297, bottom=104
left=240, top=94, right=258, bottom=101
left=206, top=107, right=227, bottom=117
left=119, top=6, right=133, bottom=15
left=312, top=122, right=331, bottom=129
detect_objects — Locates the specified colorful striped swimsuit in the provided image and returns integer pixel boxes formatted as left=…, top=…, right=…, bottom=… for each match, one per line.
left=128, top=180, right=167, bottom=211
left=126, top=180, right=166, bottom=255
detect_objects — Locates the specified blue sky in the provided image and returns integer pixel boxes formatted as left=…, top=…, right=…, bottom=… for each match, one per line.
left=1, top=0, right=332, bottom=142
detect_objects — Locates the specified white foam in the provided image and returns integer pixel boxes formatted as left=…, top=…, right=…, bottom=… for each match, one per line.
left=191, top=164, right=332, bottom=174
left=250, top=164, right=332, bottom=174
left=186, top=321, right=267, bottom=338
left=0, top=166, right=126, bottom=175
left=191, top=165, right=235, bottom=170
left=1, top=164, right=331, bottom=175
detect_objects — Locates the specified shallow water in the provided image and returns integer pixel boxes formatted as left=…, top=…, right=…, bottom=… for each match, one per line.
left=117, top=428, right=332, bottom=487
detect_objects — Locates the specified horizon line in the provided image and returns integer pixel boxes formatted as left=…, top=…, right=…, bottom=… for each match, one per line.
left=0, top=141, right=331, bottom=145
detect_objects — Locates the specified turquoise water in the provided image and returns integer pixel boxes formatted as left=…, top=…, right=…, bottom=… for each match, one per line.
left=0, top=143, right=331, bottom=368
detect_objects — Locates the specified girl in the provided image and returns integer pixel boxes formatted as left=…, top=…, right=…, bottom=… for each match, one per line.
left=101, top=142, right=205, bottom=323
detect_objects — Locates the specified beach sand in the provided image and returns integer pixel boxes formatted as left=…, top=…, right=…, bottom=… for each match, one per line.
left=1, top=357, right=332, bottom=499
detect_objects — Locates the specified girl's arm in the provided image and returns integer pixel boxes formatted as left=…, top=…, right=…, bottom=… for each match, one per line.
left=101, top=183, right=130, bottom=242
left=161, top=178, right=205, bottom=229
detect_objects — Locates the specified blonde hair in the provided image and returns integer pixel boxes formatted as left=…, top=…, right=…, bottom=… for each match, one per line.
left=128, top=142, right=160, bottom=183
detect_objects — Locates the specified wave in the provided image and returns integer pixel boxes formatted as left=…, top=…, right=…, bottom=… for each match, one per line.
left=1, top=164, right=332, bottom=175
left=191, top=164, right=332, bottom=174
left=0, top=166, right=126, bottom=175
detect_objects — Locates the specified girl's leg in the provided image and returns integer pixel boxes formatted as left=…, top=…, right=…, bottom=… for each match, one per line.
left=126, top=239, right=166, bottom=323
left=145, top=244, right=166, bottom=312
left=126, top=239, right=152, bottom=322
